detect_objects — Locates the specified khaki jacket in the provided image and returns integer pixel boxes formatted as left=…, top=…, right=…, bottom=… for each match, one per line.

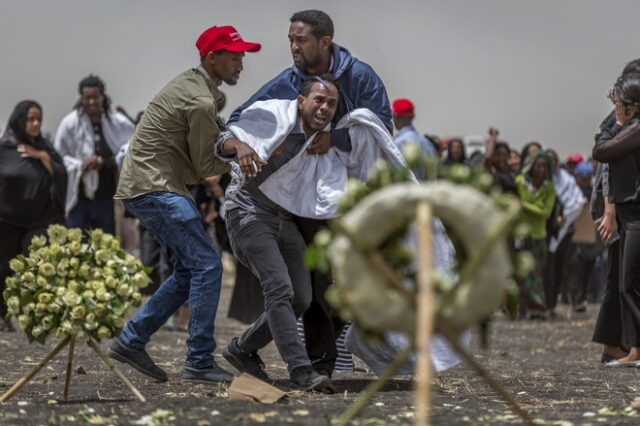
left=116, top=68, right=230, bottom=200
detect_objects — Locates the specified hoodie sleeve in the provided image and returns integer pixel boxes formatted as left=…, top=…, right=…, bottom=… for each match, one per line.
left=331, top=61, right=392, bottom=152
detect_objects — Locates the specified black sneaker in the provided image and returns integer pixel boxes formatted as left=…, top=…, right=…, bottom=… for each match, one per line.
left=222, top=337, right=272, bottom=383
left=182, top=361, right=233, bottom=384
left=107, top=338, right=168, bottom=382
left=573, top=302, right=587, bottom=313
left=290, top=366, right=335, bottom=393
left=0, top=319, right=15, bottom=332
left=311, top=360, right=334, bottom=379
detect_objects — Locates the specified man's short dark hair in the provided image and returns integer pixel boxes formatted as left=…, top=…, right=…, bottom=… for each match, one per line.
left=300, top=74, right=338, bottom=97
left=290, top=10, right=334, bottom=39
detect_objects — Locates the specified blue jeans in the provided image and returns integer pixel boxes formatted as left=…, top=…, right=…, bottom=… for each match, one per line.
left=119, top=192, right=223, bottom=368
left=67, top=197, right=116, bottom=235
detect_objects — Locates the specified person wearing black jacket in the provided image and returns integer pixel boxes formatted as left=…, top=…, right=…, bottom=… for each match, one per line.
left=0, top=100, right=67, bottom=331
left=592, top=72, right=640, bottom=366
left=591, top=59, right=640, bottom=363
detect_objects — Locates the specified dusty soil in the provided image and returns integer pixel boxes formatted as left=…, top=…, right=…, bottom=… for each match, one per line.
left=1, top=275, right=639, bottom=425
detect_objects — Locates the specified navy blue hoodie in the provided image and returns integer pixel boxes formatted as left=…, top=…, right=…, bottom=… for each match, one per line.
left=228, top=43, right=392, bottom=151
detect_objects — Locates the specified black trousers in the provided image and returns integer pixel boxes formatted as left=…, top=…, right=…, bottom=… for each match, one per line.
left=567, top=242, right=599, bottom=307
left=138, top=224, right=172, bottom=295
left=620, top=230, right=640, bottom=348
left=0, top=222, right=49, bottom=317
left=543, top=232, right=573, bottom=310
left=617, top=203, right=640, bottom=348
left=592, top=240, right=622, bottom=346
left=228, top=262, right=265, bottom=324
left=294, top=216, right=346, bottom=374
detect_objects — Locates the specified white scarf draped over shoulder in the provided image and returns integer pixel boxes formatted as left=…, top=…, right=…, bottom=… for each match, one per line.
left=54, top=109, right=135, bottom=214
left=227, top=99, right=414, bottom=219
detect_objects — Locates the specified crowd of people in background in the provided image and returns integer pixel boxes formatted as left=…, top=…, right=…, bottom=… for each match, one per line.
left=1, top=9, right=640, bottom=394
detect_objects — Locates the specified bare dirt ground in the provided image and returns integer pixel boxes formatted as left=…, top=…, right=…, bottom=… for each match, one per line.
left=1, top=274, right=640, bottom=425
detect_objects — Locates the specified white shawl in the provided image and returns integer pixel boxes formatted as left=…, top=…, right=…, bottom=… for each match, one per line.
left=228, top=99, right=413, bottom=219
left=549, top=168, right=586, bottom=252
left=54, top=109, right=134, bottom=214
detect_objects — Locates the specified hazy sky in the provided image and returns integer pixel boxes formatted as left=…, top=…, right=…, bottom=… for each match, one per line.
left=1, top=0, right=638, bottom=158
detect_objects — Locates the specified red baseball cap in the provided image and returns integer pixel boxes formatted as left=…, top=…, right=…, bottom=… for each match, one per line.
left=392, top=98, right=415, bottom=117
left=196, top=26, right=261, bottom=57
left=567, top=153, right=584, bottom=164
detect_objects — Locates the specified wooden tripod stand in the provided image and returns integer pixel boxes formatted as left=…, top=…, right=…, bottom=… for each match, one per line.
left=0, top=333, right=145, bottom=403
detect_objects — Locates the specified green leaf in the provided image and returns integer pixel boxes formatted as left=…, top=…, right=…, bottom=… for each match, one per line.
left=304, top=246, right=318, bottom=270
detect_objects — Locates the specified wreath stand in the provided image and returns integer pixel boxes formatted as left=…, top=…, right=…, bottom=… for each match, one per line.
left=333, top=201, right=535, bottom=426
left=1, top=333, right=145, bottom=403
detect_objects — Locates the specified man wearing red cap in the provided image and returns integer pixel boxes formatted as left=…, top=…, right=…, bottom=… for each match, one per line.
left=391, top=98, right=437, bottom=177
left=566, top=153, right=584, bottom=176
left=108, top=25, right=262, bottom=384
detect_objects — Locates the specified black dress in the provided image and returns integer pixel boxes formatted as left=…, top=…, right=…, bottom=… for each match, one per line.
left=0, top=134, right=67, bottom=317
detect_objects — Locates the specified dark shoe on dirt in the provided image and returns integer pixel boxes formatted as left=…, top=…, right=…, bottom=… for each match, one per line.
left=222, top=337, right=271, bottom=382
left=107, top=338, right=168, bottom=382
left=182, top=361, right=233, bottom=384
left=311, top=360, right=334, bottom=379
left=290, top=365, right=335, bottom=393
left=573, top=302, right=587, bottom=313
left=527, top=311, right=548, bottom=321
left=0, top=319, right=15, bottom=332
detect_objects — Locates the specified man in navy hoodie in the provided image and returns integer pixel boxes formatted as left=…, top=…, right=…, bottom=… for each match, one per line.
left=227, top=9, right=391, bottom=378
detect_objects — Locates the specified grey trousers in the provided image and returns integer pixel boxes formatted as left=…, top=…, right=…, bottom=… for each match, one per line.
left=226, top=208, right=312, bottom=372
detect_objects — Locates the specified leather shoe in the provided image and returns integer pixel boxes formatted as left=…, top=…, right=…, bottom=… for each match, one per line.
left=290, top=365, right=335, bottom=393
left=182, top=361, right=233, bottom=384
left=222, top=337, right=271, bottom=382
left=107, top=338, right=168, bottom=382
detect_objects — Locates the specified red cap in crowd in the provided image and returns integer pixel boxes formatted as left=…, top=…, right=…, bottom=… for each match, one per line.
left=196, top=26, right=261, bottom=57
left=391, top=98, right=415, bottom=118
left=567, top=153, right=584, bottom=164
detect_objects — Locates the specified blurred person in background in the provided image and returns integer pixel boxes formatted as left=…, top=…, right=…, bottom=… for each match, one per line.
left=543, top=149, right=585, bottom=317
left=486, top=141, right=516, bottom=194
left=391, top=98, right=436, bottom=179
left=515, top=151, right=556, bottom=319
left=444, top=138, right=466, bottom=165
left=519, top=141, right=542, bottom=166
left=0, top=100, right=67, bottom=331
left=425, top=134, right=443, bottom=158
left=54, top=75, right=135, bottom=234
left=508, top=149, right=522, bottom=174
left=565, top=153, right=584, bottom=176
left=566, top=162, right=599, bottom=313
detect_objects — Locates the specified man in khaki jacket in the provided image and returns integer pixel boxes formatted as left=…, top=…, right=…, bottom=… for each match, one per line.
left=108, top=25, right=263, bottom=384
